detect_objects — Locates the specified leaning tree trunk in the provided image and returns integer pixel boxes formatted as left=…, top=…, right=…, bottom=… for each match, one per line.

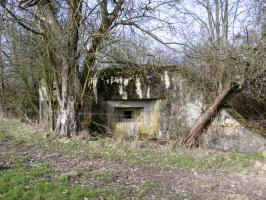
left=184, top=82, right=242, bottom=147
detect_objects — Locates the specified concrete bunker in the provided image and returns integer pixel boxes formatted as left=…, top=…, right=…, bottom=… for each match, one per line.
left=204, top=109, right=266, bottom=153
left=91, top=66, right=207, bottom=140
left=38, top=65, right=266, bottom=152
left=105, top=99, right=161, bottom=139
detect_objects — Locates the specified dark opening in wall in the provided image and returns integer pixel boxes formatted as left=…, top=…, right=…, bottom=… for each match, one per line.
left=123, top=111, right=133, bottom=119
left=115, top=107, right=144, bottom=122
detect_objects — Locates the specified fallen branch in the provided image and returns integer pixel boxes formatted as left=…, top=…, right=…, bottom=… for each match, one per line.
left=183, top=81, right=243, bottom=147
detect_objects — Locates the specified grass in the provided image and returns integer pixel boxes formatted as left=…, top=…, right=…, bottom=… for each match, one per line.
left=0, top=166, right=125, bottom=200
left=57, top=139, right=263, bottom=169
left=64, top=170, right=114, bottom=183
left=0, top=119, right=264, bottom=170
left=0, top=152, right=127, bottom=200
left=0, top=119, right=265, bottom=200
left=139, top=181, right=157, bottom=189
left=85, top=171, right=114, bottom=182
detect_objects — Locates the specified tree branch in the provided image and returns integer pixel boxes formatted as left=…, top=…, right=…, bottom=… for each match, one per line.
left=1, top=3, right=44, bottom=36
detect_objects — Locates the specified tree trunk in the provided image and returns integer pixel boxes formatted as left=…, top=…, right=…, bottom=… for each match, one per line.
left=183, top=82, right=242, bottom=147
left=0, top=31, right=4, bottom=116
left=56, top=97, right=77, bottom=137
left=55, top=61, right=79, bottom=137
left=54, top=0, right=83, bottom=137
left=48, top=98, right=55, bottom=131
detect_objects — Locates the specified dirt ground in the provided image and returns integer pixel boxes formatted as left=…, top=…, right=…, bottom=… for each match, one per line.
left=1, top=138, right=266, bottom=200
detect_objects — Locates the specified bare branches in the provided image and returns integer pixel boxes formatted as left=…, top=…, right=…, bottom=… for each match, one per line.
left=19, top=0, right=41, bottom=8
left=1, top=2, right=44, bottom=36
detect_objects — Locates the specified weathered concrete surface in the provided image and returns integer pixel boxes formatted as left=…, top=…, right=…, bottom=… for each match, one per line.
left=158, top=71, right=206, bottom=139
left=91, top=66, right=266, bottom=152
left=96, top=75, right=164, bottom=100
left=37, top=65, right=266, bottom=152
left=92, top=66, right=207, bottom=139
left=204, top=109, right=266, bottom=153
left=105, top=100, right=160, bottom=139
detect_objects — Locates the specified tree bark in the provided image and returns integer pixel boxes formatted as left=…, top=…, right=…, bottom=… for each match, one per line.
left=56, top=97, right=77, bottom=137
left=55, top=62, right=78, bottom=137
left=0, top=31, right=4, bottom=114
left=0, top=31, right=4, bottom=116
left=183, top=82, right=242, bottom=147
left=52, top=0, right=82, bottom=137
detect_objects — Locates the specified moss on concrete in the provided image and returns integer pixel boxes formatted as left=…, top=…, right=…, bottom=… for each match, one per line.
left=100, top=65, right=201, bottom=82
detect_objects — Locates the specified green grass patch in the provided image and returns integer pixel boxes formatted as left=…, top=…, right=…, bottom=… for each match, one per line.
left=62, top=170, right=114, bottom=183
left=63, top=141, right=263, bottom=169
left=135, top=181, right=158, bottom=200
left=85, top=171, right=113, bottom=182
left=139, top=181, right=157, bottom=189
left=0, top=119, right=264, bottom=170
left=0, top=120, right=31, bottom=143
left=0, top=164, right=126, bottom=200
left=0, top=151, right=127, bottom=200
left=0, top=127, right=11, bottom=142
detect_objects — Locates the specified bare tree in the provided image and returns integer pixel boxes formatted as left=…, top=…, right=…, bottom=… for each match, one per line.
left=176, top=0, right=266, bottom=146
left=1, top=0, right=178, bottom=136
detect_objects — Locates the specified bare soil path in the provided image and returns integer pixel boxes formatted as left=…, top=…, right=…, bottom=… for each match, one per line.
left=1, top=139, right=266, bottom=200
